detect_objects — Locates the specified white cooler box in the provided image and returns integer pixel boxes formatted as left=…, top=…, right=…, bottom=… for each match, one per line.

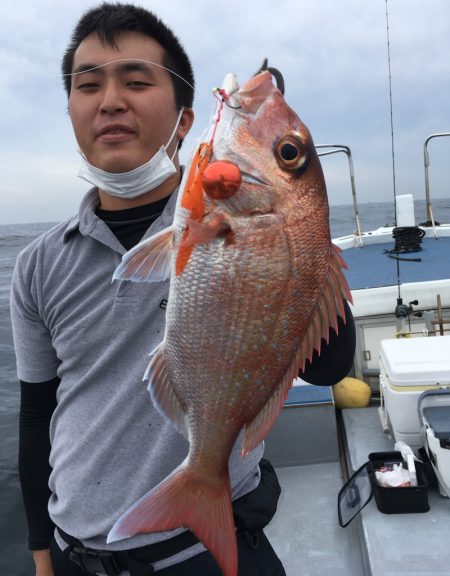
left=379, top=336, right=450, bottom=449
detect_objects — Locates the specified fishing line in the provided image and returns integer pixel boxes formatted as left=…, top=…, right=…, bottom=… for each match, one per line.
left=207, top=88, right=228, bottom=149
left=210, top=87, right=241, bottom=147
left=62, top=58, right=194, bottom=91
left=385, top=0, right=402, bottom=299
left=212, top=87, right=241, bottom=110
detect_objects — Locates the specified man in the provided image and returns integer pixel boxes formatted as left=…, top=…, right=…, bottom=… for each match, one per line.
left=11, top=3, right=355, bottom=576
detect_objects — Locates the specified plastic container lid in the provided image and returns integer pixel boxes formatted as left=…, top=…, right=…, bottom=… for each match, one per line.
left=423, top=406, right=450, bottom=439
left=380, top=336, right=450, bottom=387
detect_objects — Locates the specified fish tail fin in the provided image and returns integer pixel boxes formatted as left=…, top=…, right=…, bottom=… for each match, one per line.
left=107, top=464, right=237, bottom=576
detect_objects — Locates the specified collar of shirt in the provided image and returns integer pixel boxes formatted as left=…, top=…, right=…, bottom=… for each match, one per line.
left=63, top=184, right=180, bottom=246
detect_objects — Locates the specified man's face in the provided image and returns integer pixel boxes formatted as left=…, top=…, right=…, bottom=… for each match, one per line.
left=69, top=31, right=190, bottom=173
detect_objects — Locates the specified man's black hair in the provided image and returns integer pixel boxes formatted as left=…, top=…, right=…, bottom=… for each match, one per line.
left=61, top=2, right=194, bottom=110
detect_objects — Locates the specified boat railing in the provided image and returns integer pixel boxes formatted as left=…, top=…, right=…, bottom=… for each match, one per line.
left=316, top=144, right=363, bottom=246
left=424, top=132, right=450, bottom=234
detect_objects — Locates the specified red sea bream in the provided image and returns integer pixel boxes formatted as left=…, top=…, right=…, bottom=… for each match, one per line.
left=108, top=69, right=351, bottom=576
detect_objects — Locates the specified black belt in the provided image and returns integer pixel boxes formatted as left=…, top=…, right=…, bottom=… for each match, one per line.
left=57, top=527, right=199, bottom=576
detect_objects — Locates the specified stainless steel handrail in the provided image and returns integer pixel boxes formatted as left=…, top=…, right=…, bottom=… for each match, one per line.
left=424, top=132, right=450, bottom=236
left=316, top=144, right=363, bottom=245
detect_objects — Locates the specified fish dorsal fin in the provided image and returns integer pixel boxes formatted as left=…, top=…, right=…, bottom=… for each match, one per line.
left=297, top=243, right=352, bottom=367
left=113, top=226, right=174, bottom=283
left=144, top=345, right=188, bottom=437
left=243, top=244, right=351, bottom=456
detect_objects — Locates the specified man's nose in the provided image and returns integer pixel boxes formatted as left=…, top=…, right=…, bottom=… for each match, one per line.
left=99, top=79, right=128, bottom=114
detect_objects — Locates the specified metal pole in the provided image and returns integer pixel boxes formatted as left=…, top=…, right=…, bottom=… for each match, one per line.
left=423, top=133, right=450, bottom=235
left=316, top=145, right=363, bottom=246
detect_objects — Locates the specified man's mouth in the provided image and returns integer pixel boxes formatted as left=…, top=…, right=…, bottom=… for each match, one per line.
left=97, top=124, right=135, bottom=138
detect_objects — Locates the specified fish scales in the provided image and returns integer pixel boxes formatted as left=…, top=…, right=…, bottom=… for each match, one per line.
left=109, top=69, right=352, bottom=576
left=169, top=221, right=291, bottom=417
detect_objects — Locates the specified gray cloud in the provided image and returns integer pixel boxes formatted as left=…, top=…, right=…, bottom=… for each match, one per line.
left=1, top=0, right=449, bottom=224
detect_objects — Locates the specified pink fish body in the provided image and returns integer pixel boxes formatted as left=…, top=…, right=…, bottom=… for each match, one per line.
left=109, top=70, right=351, bottom=576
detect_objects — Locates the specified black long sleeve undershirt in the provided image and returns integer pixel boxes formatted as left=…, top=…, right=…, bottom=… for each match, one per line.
left=19, top=377, right=59, bottom=550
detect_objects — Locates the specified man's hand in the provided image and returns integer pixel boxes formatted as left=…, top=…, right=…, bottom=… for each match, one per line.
left=33, top=549, right=54, bottom=576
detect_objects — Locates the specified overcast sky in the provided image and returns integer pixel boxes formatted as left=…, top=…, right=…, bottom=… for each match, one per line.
left=1, top=0, right=449, bottom=224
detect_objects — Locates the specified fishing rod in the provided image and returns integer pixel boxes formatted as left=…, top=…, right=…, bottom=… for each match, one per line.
left=384, top=0, right=401, bottom=301
left=384, top=0, right=417, bottom=330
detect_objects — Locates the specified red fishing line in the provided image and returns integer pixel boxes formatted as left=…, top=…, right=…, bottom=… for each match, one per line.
left=210, top=88, right=229, bottom=147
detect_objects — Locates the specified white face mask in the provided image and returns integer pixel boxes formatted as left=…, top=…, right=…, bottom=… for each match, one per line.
left=77, top=107, right=184, bottom=199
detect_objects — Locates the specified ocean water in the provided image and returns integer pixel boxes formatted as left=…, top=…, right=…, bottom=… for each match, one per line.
left=1, top=199, right=450, bottom=574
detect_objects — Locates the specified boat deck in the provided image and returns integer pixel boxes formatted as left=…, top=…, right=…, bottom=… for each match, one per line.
left=267, top=403, right=450, bottom=575
left=341, top=407, right=450, bottom=576
left=341, top=236, right=450, bottom=290
left=266, top=462, right=365, bottom=576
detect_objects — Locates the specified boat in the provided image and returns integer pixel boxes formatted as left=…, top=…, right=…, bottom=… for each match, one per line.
left=5, top=144, right=450, bottom=576
left=329, top=135, right=450, bottom=391
left=264, top=134, right=450, bottom=576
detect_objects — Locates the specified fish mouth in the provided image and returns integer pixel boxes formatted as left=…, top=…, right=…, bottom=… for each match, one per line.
left=212, top=152, right=268, bottom=187
left=240, top=171, right=268, bottom=186
left=208, top=160, right=273, bottom=217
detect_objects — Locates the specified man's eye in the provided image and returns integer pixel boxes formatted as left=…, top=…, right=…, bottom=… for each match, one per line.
left=127, top=81, right=151, bottom=88
left=76, top=83, right=99, bottom=91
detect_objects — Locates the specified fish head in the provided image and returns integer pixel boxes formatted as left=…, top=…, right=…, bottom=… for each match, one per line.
left=205, top=69, right=328, bottom=222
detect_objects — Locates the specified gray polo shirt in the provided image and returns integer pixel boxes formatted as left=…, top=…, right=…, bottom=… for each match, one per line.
left=10, top=187, right=263, bottom=570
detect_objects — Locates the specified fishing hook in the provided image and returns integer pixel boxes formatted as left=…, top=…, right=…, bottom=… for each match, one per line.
left=254, top=58, right=285, bottom=95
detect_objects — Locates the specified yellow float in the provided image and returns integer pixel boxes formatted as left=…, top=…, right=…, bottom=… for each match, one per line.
left=333, top=377, right=371, bottom=409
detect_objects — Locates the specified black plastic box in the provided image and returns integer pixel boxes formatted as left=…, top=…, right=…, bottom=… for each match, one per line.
left=368, top=451, right=429, bottom=514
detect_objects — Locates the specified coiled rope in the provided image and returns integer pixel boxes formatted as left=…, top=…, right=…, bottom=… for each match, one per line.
left=385, top=226, right=426, bottom=261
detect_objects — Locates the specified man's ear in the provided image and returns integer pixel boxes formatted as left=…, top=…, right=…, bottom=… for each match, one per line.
left=177, top=107, right=195, bottom=141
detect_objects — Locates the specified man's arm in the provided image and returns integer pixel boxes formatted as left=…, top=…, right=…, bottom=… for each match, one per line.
left=11, top=249, right=62, bottom=573
left=31, top=550, right=53, bottom=576
left=19, top=377, right=59, bottom=575
left=300, top=300, right=355, bottom=386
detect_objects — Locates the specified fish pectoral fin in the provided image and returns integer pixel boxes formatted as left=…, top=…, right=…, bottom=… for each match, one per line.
left=175, top=213, right=234, bottom=276
left=184, top=213, right=232, bottom=247
left=113, top=226, right=174, bottom=283
left=145, top=345, right=187, bottom=437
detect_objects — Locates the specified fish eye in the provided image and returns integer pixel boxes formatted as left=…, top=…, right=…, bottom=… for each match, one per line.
left=274, top=135, right=309, bottom=172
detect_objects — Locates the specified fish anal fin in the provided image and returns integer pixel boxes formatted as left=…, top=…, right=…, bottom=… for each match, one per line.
left=145, top=346, right=187, bottom=436
left=113, top=226, right=173, bottom=283
left=107, top=464, right=237, bottom=576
